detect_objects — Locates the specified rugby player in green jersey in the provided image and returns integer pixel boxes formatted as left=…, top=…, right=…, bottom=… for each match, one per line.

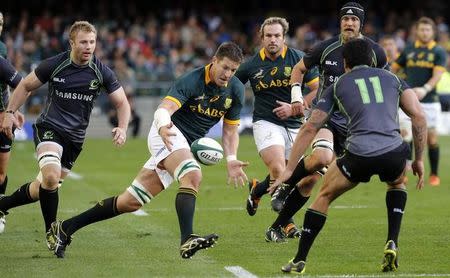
left=392, top=17, right=447, bottom=186
left=48, top=42, right=249, bottom=259
left=235, top=17, right=320, bottom=241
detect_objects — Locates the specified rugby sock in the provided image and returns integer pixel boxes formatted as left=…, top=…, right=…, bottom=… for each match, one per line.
left=176, top=188, right=197, bottom=244
left=386, top=189, right=407, bottom=245
left=428, top=145, right=439, bottom=175
left=0, top=182, right=35, bottom=212
left=293, top=209, right=327, bottom=263
left=285, top=158, right=311, bottom=186
left=0, top=176, right=8, bottom=194
left=271, top=188, right=310, bottom=229
left=63, top=196, right=121, bottom=236
left=39, top=185, right=59, bottom=231
left=252, top=174, right=270, bottom=198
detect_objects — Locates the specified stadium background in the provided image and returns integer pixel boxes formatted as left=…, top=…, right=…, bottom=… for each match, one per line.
left=2, top=0, right=450, bottom=139
left=1, top=2, right=450, bottom=277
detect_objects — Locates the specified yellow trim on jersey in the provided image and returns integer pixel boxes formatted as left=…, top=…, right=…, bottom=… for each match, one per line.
left=205, top=64, right=212, bottom=84
left=259, top=45, right=287, bottom=61
left=164, top=96, right=182, bottom=108
left=434, top=65, right=447, bottom=72
left=414, top=40, right=437, bottom=50
left=223, top=118, right=240, bottom=125
left=306, top=77, right=319, bottom=86
left=391, top=62, right=402, bottom=70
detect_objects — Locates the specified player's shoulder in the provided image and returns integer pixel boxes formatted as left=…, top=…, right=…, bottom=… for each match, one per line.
left=315, top=35, right=341, bottom=50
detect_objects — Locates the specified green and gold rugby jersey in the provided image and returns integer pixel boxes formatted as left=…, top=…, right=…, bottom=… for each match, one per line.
left=0, top=41, right=6, bottom=58
left=394, top=40, right=447, bottom=103
left=166, top=64, right=245, bottom=144
left=235, top=46, right=319, bottom=129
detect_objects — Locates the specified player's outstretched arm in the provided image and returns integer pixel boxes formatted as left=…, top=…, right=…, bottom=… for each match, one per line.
left=109, top=87, right=130, bottom=146
left=222, top=122, right=248, bottom=188
left=154, top=98, right=179, bottom=151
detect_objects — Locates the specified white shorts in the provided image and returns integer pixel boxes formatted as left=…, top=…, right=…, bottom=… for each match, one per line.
left=421, top=102, right=442, bottom=129
left=253, top=120, right=299, bottom=158
left=398, top=108, right=412, bottom=142
left=143, top=123, right=191, bottom=188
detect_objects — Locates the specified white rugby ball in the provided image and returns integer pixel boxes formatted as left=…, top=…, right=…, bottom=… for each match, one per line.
left=191, top=137, right=224, bottom=166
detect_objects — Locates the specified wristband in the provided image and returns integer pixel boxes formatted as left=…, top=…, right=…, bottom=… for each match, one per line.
left=226, top=155, right=237, bottom=162
left=291, top=83, right=304, bottom=104
left=423, top=83, right=432, bottom=93
left=154, top=108, right=171, bottom=131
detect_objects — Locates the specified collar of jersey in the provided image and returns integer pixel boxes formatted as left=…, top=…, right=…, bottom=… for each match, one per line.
left=414, top=40, right=436, bottom=50
left=259, top=45, right=287, bottom=61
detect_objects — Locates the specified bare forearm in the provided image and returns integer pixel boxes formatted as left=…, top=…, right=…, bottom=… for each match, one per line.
left=222, top=127, right=239, bottom=157
left=285, top=123, right=317, bottom=171
left=290, top=61, right=306, bottom=85
left=115, top=101, right=131, bottom=130
left=411, top=117, right=427, bottom=161
left=7, top=82, right=30, bottom=112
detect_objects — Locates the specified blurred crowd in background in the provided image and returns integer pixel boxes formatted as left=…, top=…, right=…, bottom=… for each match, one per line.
left=1, top=0, right=450, bottom=120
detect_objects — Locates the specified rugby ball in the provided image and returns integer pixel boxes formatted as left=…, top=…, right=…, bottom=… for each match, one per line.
left=191, top=137, right=224, bottom=166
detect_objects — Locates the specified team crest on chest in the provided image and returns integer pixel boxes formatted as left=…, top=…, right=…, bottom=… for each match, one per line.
left=427, top=53, right=434, bottom=61
left=89, top=79, right=100, bottom=90
left=284, top=67, right=292, bottom=77
left=224, top=98, right=232, bottom=109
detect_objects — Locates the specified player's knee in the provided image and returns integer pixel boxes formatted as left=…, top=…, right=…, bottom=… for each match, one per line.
left=42, top=171, right=61, bottom=188
left=174, top=158, right=201, bottom=184
left=126, top=179, right=154, bottom=209
left=183, top=171, right=202, bottom=190
left=308, top=151, right=332, bottom=170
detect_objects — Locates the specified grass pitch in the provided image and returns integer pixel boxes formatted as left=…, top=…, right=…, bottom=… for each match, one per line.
left=2, top=135, right=450, bottom=277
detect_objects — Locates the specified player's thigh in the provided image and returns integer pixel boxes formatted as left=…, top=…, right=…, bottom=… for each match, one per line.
left=135, top=167, right=165, bottom=196
left=259, top=145, right=286, bottom=171
left=253, top=120, right=287, bottom=155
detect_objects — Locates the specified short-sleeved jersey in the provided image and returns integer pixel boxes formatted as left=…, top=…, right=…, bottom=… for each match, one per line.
left=0, top=57, right=22, bottom=112
left=394, top=40, right=447, bottom=103
left=316, top=65, right=408, bottom=156
left=35, top=51, right=121, bottom=143
left=235, top=46, right=319, bottom=129
left=303, top=35, right=388, bottom=134
left=166, top=64, right=245, bottom=144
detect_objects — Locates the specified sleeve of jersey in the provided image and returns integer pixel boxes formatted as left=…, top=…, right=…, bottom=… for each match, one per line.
left=102, top=65, right=122, bottom=94
left=223, top=82, right=245, bottom=125
left=399, top=79, right=410, bottom=92
left=393, top=51, right=406, bottom=69
left=34, top=57, right=57, bottom=83
left=434, top=47, right=447, bottom=72
left=164, top=80, right=190, bottom=108
left=0, top=58, right=21, bottom=88
left=315, top=86, right=335, bottom=114
left=304, top=66, right=320, bottom=87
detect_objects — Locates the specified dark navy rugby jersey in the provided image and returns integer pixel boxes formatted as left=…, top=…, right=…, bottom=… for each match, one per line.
left=303, top=35, right=388, bottom=134
left=316, top=65, right=408, bottom=157
left=35, top=51, right=121, bottom=142
left=0, top=57, right=22, bottom=111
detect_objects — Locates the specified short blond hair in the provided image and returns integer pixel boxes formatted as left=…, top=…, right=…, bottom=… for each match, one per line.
left=260, top=17, right=289, bottom=38
left=69, top=21, right=97, bottom=41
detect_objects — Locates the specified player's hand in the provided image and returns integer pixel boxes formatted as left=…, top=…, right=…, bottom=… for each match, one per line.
left=411, top=159, right=425, bottom=190
left=291, top=101, right=305, bottom=117
left=226, top=159, right=249, bottom=188
left=1, top=112, right=19, bottom=140
left=273, top=101, right=293, bottom=120
left=159, top=122, right=176, bottom=151
left=267, top=169, right=293, bottom=195
left=413, top=87, right=427, bottom=100
left=112, top=127, right=127, bottom=146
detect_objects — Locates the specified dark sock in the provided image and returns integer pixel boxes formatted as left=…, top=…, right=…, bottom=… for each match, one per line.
left=63, top=196, right=121, bottom=236
left=271, top=188, right=310, bottom=228
left=176, top=188, right=197, bottom=244
left=39, top=185, right=59, bottom=232
left=0, top=182, right=35, bottom=212
left=285, top=158, right=312, bottom=186
left=385, top=189, right=407, bottom=245
left=0, top=176, right=8, bottom=195
left=428, top=145, right=439, bottom=175
left=293, top=209, right=327, bottom=263
left=252, top=175, right=270, bottom=198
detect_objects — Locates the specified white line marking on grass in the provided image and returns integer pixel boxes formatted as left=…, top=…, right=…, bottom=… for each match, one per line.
left=67, top=171, right=84, bottom=180
left=131, top=209, right=148, bottom=216
left=225, top=266, right=258, bottom=278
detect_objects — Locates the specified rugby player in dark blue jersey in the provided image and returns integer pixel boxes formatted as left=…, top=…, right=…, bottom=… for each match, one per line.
left=0, top=21, right=131, bottom=248
left=267, top=2, right=389, bottom=238
left=48, top=42, right=249, bottom=259
left=277, top=39, right=427, bottom=274
left=0, top=56, right=24, bottom=233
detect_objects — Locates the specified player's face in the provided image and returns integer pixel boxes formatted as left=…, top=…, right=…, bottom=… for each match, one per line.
left=261, top=24, right=285, bottom=56
left=70, top=31, right=96, bottom=65
left=380, top=39, right=398, bottom=59
left=340, top=15, right=361, bottom=41
left=416, top=23, right=434, bottom=44
left=211, top=56, right=240, bottom=87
